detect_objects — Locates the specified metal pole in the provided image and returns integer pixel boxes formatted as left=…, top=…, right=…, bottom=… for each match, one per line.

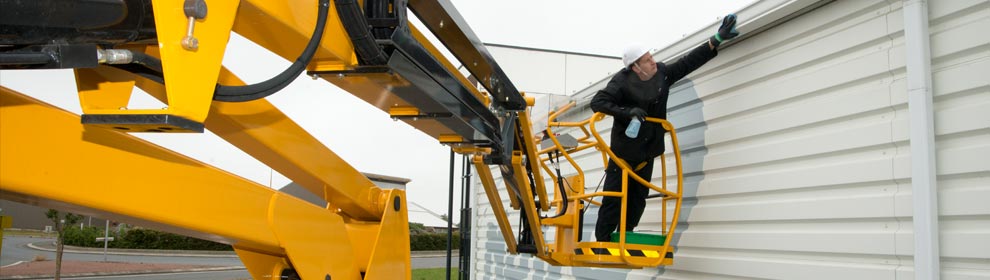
left=459, top=154, right=472, bottom=280
left=103, top=220, right=110, bottom=262
left=446, top=149, right=455, bottom=280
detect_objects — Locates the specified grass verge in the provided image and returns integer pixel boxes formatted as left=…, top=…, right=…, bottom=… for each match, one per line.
left=411, top=268, right=459, bottom=280
left=2, top=228, right=56, bottom=238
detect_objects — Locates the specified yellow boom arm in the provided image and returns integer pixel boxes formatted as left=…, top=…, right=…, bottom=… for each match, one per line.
left=0, top=0, right=685, bottom=276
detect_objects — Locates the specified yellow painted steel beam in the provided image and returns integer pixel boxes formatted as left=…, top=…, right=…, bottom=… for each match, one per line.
left=80, top=1, right=240, bottom=127
left=509, top=153, right=547, bottom=257
left=544, top=175, right=584, bottom=266
left=76, top=66, right=135, bottom=111
left=516, top=102, right=549, bottom=211
left=348, top=189, right=412, bottom=280
left=569, top=242, right=673, bottom=268
left=540, top=174, right=584, bottom=228
left=473, top=155, right=518, bottom=254
left=389, top=106, right=421, bottom=117
left=1, top=86, right=415, bottom=279
left=452, top=146, right=491, bottom=155
left=1, top=86, right=281, bottom=255
left=206, top=84, right=390, bottom=221
left=79, top=0, right=362, bottom=131
left=93, top=64, right=388, bottom=221
left=438, top=135, right=465, bottom=143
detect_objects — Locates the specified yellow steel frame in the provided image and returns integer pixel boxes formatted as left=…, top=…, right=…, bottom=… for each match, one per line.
left=509, top=151, right=549, bottom=257
left=1, top=86, right=411, bottom=279
left=472, top=155, right=519, bottom=254
left=77, top=0, right=482, bottom=142
left=517, top=94, right=550, bottom=211
left=76, top=62, right=388, bottom=221
left=3, top=0, right=454, bottom=277
left=80, top=1, right=241, bottom=129
left=1, top=0, right=688, bottom=274
left=73, top=0, right=472, bottom=232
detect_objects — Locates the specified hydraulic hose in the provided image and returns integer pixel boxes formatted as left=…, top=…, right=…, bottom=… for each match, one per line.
left=111, top=64, right=164, bottom=84
left=100, top=49, right=164, bottom=84
left=130, top=51, right=162, bottom=73
left=0, top=53, right=52, bottom=65
left=514, top=120, right=569, bottom=219
left=542, top=150, right=569, bottom=219
left=212, top=0, right=330, bottom=102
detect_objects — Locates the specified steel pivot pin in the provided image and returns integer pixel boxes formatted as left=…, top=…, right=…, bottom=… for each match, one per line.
left=181, top=0, right=208, bottom=51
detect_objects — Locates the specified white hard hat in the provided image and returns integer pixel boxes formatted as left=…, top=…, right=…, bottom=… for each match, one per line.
left=622, top=44, right=651, bottom=69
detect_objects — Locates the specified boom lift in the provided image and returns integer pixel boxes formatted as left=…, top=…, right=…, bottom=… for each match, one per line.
left=0, top=0, right=684, bottom=277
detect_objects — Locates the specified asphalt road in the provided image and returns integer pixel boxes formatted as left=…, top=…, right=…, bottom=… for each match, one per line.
left=1, top=236, right=243, bottom=267
left=46, top=270, right=252, bottom=280
left=2, top=236, right=45, bottom=266
left=412, top=253, right=460, bottom=270
left=2, top=235, right=460, bottom=279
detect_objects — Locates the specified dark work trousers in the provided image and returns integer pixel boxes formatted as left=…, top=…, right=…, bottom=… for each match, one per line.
left=594, top=158, right=655, bottom=241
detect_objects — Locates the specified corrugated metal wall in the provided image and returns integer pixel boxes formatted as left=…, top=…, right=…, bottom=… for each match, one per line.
left=926, top=0, right=989, bottom=278
left=470, top=0, right=989, bottom=279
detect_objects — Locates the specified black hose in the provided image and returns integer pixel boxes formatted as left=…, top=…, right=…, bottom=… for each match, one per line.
left=110, top=63, right=164, bottom=84
left=0, top=53, right=52, bottom=65
left=212, top=0, right=330, bottom=102
left=335, top=0, right=387, bottom=65
left=523, top=124, right=568, bottom=219
left=542, top=150, right=569, bottom=219
left=129, top=51, right=162, bottom=73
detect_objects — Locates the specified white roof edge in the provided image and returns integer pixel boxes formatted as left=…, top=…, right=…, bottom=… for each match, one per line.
left=569, top=0, right=830, bottom=111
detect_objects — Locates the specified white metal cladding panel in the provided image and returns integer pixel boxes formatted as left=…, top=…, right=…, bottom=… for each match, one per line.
left=469, top=0, right=990, bottom=279
left=921, top=0, right=990, bottom=279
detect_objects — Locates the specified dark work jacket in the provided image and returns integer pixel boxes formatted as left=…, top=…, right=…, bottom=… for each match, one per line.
left=591, top=43, right=717, bottom=163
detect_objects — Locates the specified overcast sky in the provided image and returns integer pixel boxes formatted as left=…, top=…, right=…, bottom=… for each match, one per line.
left=0, top=0, right=755, bottom=222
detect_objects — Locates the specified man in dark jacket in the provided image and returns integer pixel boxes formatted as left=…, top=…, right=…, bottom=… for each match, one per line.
left=590, top=14, right=740, bottom=242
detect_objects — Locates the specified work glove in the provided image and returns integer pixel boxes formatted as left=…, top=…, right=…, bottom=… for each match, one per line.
left=625, top=107, right=647, bottom=121
left=710, top=13, right=740, bottom=48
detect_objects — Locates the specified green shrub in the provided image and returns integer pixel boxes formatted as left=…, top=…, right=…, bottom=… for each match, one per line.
left=409, top=223, right=428, bottom=235
left=410, top=232, right=460, bottom=251
left=66, top=226, right=464, bottom=252
left=62, top=226, right=231, bottom=251
left=62, top=226, right=105, bottom=247
left=117, top=228, right=231, bottom=251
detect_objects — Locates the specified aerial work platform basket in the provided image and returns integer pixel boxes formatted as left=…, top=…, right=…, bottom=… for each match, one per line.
left=473, top=101, right=684, bottom=269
